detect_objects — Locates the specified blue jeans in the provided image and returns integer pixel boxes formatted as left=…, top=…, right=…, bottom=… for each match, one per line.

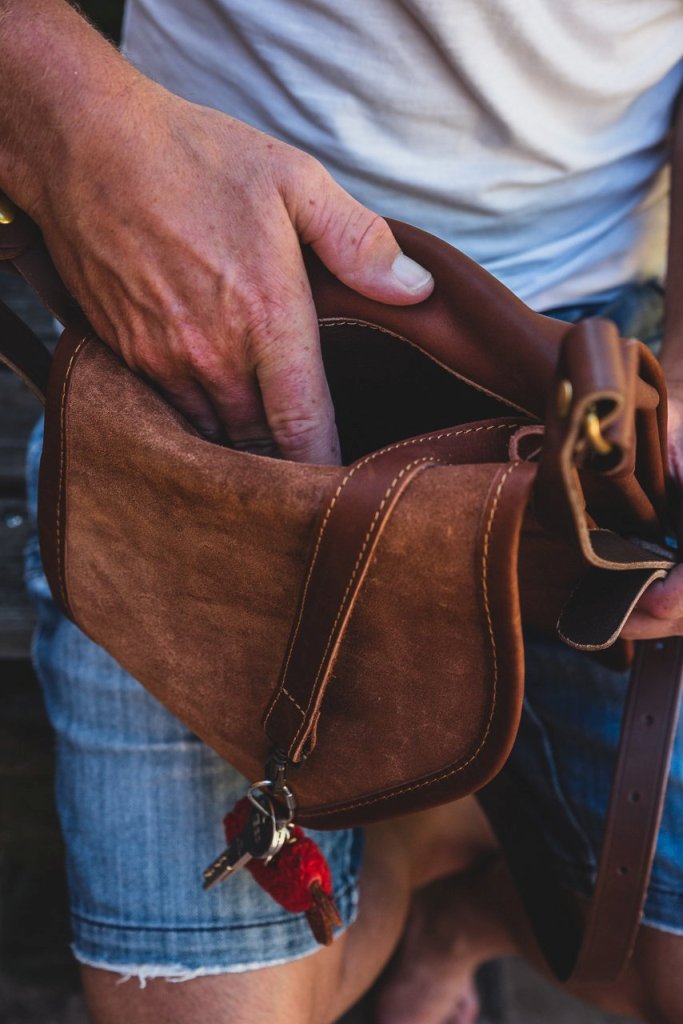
left=24, top=427, right=363, bottom=979
left=25, top=279, right=683, bottom=980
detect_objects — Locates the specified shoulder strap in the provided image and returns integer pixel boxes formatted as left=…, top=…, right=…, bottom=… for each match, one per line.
left=479, top=636, right=683, bottom=983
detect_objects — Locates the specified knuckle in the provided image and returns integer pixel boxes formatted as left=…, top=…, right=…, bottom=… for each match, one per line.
left=270, top=408, right=332, bottom=457
left=283, top=147, right=327, bottom=191
left=125, top=345, right=170, bottom=381
left=346, top=211, right=391, bottom=261
left=243, top=290, right=300, bottom=351
left=240, top=283, right=271, bottom=333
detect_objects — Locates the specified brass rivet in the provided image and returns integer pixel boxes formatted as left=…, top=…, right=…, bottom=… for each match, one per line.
left=556, top=379, right=573, bottom=417
left=0, top=199, right=15, bottom=225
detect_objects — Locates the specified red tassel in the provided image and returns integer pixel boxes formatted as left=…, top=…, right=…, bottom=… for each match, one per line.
left=224, top=799, right=342, bottom=945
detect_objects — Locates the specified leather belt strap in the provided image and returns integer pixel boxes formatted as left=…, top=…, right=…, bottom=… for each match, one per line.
left=478, top=636, right=683, bottom=983
left=573, top=636, right=683, bottom=982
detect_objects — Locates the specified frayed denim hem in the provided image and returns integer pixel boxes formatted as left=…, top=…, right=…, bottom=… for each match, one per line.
left=72, top=932, right=341, bottom=987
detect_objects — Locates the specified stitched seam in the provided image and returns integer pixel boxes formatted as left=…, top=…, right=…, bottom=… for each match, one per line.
left=319, top=318, right=536, bottom=418
left=306, top=461, right=520, bottom=816
left=288, top=457, right=439, bottom=755
left=281, top=688, right=306, bottom=715
left=56, top=335, right=89, bottom=611
left=263, top=420, right=518, bottom=732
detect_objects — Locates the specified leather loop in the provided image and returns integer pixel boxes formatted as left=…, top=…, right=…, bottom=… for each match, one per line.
left=535, top=322, right=667, bottom=553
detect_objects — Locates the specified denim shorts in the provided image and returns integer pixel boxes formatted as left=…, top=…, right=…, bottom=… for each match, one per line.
left=24, top=438, right=363, bottom=979
left=24, top=279, right=683, bottom=980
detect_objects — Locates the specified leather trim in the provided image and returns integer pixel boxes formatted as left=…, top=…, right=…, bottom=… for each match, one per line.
left=295, top=459, right=534, bottom=828
left=264, top=419, right=525, bottom=761
left=38, top=321, right=93, bottom=618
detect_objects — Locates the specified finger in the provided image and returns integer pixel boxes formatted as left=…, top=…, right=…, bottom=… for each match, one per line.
left=286, top=164, right=434, bottom=306
left=201, top=368, right=280, bottom=458
left=156, top=378, right=223, bottom=442
left=632, top=567, right=683, bottom=622
left=620, top=611, right=682, bottom=641
left=250, top=280, right=340, bottom=465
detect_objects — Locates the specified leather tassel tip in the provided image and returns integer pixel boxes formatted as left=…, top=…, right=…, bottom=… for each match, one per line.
left=305, top=881, right=342, bottom=946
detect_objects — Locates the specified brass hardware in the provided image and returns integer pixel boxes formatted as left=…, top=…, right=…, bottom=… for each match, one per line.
left=584, top=409, right=612, bottom=455
left=0, top=197, right=15, bottom=225
left=556, top=379, right=573, bottom=417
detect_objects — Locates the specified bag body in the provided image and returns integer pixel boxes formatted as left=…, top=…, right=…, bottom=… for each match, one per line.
left=31, top=221, right=673, bottom=828
left=3, top=192, right=683, bottom=981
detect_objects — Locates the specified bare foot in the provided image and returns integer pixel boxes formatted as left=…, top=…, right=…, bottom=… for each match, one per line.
left=375, top=861, right=514, bottom=1024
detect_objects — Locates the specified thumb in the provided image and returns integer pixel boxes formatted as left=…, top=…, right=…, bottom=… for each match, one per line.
left=290, top=169, right=434, bottom=306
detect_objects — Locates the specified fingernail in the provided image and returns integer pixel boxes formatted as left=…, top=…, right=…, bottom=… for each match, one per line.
left=391, top=253, right=433, bottom=292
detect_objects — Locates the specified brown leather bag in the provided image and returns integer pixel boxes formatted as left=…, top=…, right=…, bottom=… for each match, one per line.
left=1, top=185, right=682, bottom=985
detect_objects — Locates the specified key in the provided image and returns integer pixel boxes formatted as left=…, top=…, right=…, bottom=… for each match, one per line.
left=202, top=837, right=252, bottom=891
left=203, top=795, right=289, bottom=890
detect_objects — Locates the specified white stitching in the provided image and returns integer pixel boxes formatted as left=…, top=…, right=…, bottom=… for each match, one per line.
left=306, top=461, right=520, bottom=816
left=287, top=457, right=439, bottom=755
left=262, top=421, right=519, bottom=733
left=281, top=687, right=306, bottom=715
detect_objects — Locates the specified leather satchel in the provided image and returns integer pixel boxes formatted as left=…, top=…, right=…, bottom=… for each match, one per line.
left=1, top=166, right=682, bottom=985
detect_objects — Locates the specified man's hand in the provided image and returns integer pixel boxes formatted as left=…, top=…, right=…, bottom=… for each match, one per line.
left=0, top=1, right=433, bottom=464
left=35, top=94, right=434, bottom=464
left=622, top=383, right=683, bottom=640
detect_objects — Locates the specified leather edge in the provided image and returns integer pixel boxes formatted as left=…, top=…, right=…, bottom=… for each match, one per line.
left=296, top=461, right=534, bottom=829
left=38, top=321, right=93, bottom=619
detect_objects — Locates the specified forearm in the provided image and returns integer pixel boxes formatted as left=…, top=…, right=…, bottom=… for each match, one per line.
left=0, top=0, right=153, bottom=219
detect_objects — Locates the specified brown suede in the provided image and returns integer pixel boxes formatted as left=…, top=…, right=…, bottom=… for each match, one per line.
left=0, top=190, right=679, bottom=985
left=34, top=281, right=672, bottom=827
left=0, top=204, right=670, bottom=828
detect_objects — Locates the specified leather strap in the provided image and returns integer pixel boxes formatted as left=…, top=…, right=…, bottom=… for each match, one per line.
left=0, top=296, right=50, bottom=401
left=573, top=636, right=683, bottom=981
left=264, top=418, right=523, bottom=760
left=0, top=193, right=76, bottom=324
left=0, top=190, right=79, bottom=397
left=479, top=637, right=683, bottom=983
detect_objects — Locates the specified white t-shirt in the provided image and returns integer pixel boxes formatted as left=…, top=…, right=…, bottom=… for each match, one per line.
left=122, top=0, right=683, bottom=309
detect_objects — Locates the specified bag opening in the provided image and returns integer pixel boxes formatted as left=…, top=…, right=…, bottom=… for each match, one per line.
left=320, top=319, right=517, bottom=463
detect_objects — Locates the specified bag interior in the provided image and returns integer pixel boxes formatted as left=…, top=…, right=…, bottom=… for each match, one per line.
left=320, top=320, right=518, bottom=463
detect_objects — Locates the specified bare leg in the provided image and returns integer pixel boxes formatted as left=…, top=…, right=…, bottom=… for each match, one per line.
left=81, top=792, right=683, bottom=1024
left=81, top=798, right=495, bottom=1024
left=379, top=850, right=683, bottom=1024
left=376, top=863, right=515, bottom=1024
